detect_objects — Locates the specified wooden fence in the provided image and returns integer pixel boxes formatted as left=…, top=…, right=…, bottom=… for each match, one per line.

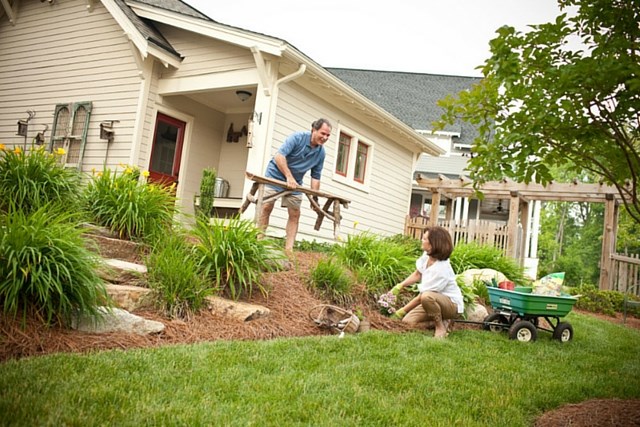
left=404, top=216, right=511, bottom=256
left=609, top=253, right=640, bottom=296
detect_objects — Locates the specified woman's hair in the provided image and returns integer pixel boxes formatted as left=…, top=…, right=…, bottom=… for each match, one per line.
left=424, top=226, right=453, bottom=260
left=311, top=118, right=332, bottom=131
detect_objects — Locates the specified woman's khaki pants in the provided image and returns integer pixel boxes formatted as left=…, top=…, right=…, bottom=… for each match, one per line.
left=402, top=291, right=458, bottom=326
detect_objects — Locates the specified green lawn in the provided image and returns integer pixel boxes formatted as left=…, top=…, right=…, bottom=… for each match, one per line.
left=1, top=312, right=639, bottom=426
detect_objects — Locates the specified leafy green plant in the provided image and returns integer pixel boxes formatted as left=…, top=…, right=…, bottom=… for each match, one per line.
left=0, top=146, right=82, bottom=214
left=568, top=284, right=633, bottom=317
left=294, top=239, right=335, bottom=253
left=83, top=166, right=177, bottom=241
left=192, top=216, right=282, bottom=300
left=197, top=168, right=216, bottom=218
left=309, top=257, right=353, bottom=304
left=145, top=230, right=213, bottom=319
left=0, top=204, right=109, bottom=325
left=333, top=233, right=414, bottom=295
left=450, top=242, right=527, bottom=285
left=383, top=234, right=422, bottom=257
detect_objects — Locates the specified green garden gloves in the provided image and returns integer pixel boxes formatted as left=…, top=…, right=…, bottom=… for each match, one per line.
left=391, top=284, right=403, bottom=296
left=391, top=308, right=406, bottom=320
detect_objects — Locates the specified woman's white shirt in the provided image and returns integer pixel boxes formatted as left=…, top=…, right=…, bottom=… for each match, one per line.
left=416, top=253, right=464, bottom=313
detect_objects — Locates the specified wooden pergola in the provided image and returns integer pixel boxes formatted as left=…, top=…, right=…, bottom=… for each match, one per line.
left=416, top=175, right=627, bottom=289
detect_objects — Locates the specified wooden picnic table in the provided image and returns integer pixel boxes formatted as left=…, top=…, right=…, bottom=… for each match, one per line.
left=240, top=172, right=351, bottom=240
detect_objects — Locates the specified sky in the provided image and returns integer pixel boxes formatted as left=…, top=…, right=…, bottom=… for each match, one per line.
left=181, top=0, right=566, bottom=77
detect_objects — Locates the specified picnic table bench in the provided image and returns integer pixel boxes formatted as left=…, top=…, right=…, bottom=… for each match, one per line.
left=240, top=172, right=351, bottom=240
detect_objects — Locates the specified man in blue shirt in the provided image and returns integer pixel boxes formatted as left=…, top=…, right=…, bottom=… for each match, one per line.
left=258, top=118, right=332, bottom=253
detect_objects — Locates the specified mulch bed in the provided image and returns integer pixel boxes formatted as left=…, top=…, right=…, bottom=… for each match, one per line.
left=1, top=251, right=638, bottom=426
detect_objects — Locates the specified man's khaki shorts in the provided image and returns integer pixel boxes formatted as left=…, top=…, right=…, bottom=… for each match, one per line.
left=263, top=186, right=302, bottom=209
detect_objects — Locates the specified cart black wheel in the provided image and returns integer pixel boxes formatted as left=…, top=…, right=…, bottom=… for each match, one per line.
left=508, top=320, right=537, bottom=342
left=552, top=322, right=573, bottom=342
left=483, top=313, right=508, bottom=333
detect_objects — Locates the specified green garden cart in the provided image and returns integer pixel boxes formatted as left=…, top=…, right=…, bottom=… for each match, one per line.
left=481, top=286, right=579, bottom=343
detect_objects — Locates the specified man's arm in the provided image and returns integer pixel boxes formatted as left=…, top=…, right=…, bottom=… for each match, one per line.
left=274, top=153, right=297, bottom=189
left=310, top=177, right=320, bottom=192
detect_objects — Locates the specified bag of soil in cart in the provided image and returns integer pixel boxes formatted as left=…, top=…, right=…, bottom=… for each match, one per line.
left=532, top=272, right=565, bottom=296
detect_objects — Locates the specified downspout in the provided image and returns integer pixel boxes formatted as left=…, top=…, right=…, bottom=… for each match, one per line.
left=261, top=63, right=306, bottom=171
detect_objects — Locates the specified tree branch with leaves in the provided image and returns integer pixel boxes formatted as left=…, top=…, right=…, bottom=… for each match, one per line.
left=435, top=0, right=640, bottom=223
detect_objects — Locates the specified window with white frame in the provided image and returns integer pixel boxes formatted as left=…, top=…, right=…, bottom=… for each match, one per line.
left=332, top=129, right=373, bottom=190
left=49, top=101, right=92, bottom=169
left=335, top=132, right=351, bottom=176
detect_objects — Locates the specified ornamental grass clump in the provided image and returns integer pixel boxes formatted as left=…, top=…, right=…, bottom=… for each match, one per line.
left=334, top=233, right=414, bottom=296
left=83, top=166, right=177, bottom=241
left=192, top=216, right=282, bottom=301
left=0, top=145, right=81, bottom=214
left=145, top=230, right=212, bottom=319
left=309, top=257, right=354, bottom=305
left=0, top=204, right=109, bottom=326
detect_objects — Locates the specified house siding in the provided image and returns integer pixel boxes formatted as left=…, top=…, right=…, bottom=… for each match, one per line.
left=0, top=0, right=142, bottom=172
left=156, top=23, right=255, bottom=79
left=266, top=84, right=415, bottom=242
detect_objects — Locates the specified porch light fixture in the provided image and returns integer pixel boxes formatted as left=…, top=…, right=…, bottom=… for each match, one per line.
left=16, top=110, right=36, bottom=137
left=235, top=90, right=252, bottom=102
left=16, top=120, right=28, bottom=137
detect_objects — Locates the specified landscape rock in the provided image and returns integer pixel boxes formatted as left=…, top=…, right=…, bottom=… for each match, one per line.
left=106, top=283, right=155, bottom=311
left=71, top=307, right=165, bottom=335
left=99, top=259, right=147, bottom=284
left=205, top=296, right=271, bottom=321
left=465, top=302, right=489, bottom=323
left=85, top=234, right=143, bottom=263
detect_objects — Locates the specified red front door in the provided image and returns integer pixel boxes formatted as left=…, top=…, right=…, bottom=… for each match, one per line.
left=148, top=113, right=186, bottom=186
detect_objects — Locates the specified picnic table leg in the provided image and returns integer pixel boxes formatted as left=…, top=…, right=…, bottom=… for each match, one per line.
left=239, top=182, right=259, bottom=214
left=314, top=198, right=334, bottom=231
left=253, top=183, right=266, bottom=224
left=333, top=200, right=341, bottom=240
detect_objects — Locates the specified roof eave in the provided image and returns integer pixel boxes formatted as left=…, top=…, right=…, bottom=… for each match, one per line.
left=101, top=0, right=182, bottom=66
left=126, top=1, right=287, bottom=57
left=282, top=47, right=445, bottom=156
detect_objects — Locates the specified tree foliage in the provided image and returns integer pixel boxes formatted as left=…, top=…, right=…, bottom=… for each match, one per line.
left=435, top=0, right=640, bottom=223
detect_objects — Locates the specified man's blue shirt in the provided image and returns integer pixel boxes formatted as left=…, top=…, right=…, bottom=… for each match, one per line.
left=264, top=130, right=325, bottom=189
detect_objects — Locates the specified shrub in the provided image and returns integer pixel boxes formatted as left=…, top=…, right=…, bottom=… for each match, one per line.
left=383, top=234, right=422, bottom=258
left=568, top=284, right=631, bottom=317
left=333, top=232, right=414, bottom=295
left=192, top=216, right=282, bottom=300
left=450, top=242, right=527, bottom=285
left=83, top=166, right=177, bottom=241
left=145, top=230, right=212, bottom=319
left=0, top=205, right=109, bottom=325
left=197, top=168, right=216, bottom=219
left=0, top=146, right=81, bottom=214
left=309, top=258, right=353, bottom=304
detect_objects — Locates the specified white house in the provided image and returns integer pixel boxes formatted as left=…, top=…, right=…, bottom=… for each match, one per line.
left=0, top=0, right=444, bottom=244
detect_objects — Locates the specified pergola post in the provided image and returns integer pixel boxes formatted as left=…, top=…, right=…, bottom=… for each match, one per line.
left=429, top=191, right=441, bottom=226
left=518, top=195, right=530, bottom=267
left=506, top=192, right=520, bottom=259
left=599, top=194, right=617, bottom=289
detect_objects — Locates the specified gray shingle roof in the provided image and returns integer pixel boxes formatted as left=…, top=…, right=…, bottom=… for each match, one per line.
left=327, top=68, right=481, bottom=145
left=116, top=0, right=183, bottom=58
left=128, top=0, right=212, bottom=21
